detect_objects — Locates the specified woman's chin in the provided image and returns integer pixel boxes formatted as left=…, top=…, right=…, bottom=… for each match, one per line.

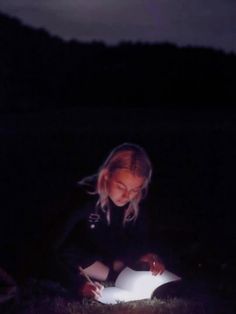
left=114, top=200, right=128, bottom=207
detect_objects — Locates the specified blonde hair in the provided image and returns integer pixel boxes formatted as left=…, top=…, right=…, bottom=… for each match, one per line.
left=80, top=143, right=152, bottom=225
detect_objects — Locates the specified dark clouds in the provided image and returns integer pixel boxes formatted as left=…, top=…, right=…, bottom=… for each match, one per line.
left=0, top=0, right=235, bottom=52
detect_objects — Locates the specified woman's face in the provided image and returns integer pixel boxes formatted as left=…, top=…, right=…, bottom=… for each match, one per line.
left=106, top=169, right=145, bottom=207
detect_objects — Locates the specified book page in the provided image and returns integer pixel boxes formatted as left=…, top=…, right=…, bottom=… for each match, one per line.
left=98, top=267, right=181, bottom=304
left=116, top=267, right=181, bottom=298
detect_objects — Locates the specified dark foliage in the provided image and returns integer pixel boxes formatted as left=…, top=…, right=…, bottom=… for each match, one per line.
left=0, top=11, right=236, bottom=112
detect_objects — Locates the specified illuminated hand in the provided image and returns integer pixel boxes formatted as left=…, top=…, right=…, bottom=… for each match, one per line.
left=139, top=253, right=165, bottom=275
left=113, top=260, right=125, bottom=272
left=81, top=281, right=104, bottom=300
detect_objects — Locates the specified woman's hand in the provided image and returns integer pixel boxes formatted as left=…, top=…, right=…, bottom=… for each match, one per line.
left=139, top=253, right=165, bottom=275
left=80, top=281, right=104, bottom=300
left=113, top=260, right=125, bottom=272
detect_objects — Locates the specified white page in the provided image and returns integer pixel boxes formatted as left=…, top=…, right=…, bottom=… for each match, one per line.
left=98, top=267, right=181, bottom=304
left=116, top=267, right=181, bottom=298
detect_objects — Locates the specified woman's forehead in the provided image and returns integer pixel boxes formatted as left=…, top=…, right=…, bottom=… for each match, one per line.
left=110, top=169, right=145, bottom=188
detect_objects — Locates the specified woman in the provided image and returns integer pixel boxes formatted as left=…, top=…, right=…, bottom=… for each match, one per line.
left=49, top=143, right=165, bottom=299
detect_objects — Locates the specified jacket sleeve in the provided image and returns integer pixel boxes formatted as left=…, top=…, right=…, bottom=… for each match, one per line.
left=46, top=185, right=90, bottom=252
left=43, top=185, right=94, bottom=294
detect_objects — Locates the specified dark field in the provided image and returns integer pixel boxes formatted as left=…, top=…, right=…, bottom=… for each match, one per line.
left=0, top=107, right=235, bottom=313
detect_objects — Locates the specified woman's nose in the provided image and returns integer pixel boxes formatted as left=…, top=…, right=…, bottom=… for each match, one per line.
left=123, top=189, right=132, bottom=201
left=122, top=189, right=129, bottom=199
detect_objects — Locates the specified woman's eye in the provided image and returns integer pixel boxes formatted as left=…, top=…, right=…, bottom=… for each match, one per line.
left=117, top=184, right=125, bottom=190
left=132, top=188, right=141, bottom=193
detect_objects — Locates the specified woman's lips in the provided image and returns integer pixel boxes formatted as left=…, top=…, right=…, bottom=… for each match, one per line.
left=116, top=200, right=128, bottom=206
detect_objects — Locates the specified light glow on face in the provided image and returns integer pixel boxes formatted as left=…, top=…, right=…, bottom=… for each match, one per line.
left=107, top=169, right=145, bottom=207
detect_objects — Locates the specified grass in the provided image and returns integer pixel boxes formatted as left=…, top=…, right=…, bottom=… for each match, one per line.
left=48, top=297, right=206, bottom=314
left=5, top=295, right=207, bottom=314
left=1, top=276, right=233, bottom=314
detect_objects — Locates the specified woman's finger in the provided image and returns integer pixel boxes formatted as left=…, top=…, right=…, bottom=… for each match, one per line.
left=92, top=289, right=101, bottom=300
left=92, top=282, right=104, bottom=299
left=94, top=281, right=104, bottom=291
left=151, top=260, right=165, bottom=275
left=138, top=253, right=165, bottom=275
left=81, top=281, right=103, bottom=299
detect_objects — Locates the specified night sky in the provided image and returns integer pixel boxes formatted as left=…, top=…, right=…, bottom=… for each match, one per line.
left=0, top=0, right=235, bottom=53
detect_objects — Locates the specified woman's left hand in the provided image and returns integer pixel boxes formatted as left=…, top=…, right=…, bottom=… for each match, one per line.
left=139, top=253, right=165, bottom=275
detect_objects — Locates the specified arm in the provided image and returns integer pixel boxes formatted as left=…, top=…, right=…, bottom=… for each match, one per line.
left=43, top=187, right=97, bottom=294
left=48, top=186, right=93, bottom=252
left=126, top=206, right=165, bottom=274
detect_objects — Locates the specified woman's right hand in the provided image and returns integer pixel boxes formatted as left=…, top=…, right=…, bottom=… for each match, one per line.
left=80, top=281, right=104, bottom=300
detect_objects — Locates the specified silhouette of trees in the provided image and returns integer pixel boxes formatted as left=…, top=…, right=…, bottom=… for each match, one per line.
left=0, top=11, right=235, bottom=112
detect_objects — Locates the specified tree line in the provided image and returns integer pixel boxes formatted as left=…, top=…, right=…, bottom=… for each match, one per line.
left=0, top=11, right=235, bottom=112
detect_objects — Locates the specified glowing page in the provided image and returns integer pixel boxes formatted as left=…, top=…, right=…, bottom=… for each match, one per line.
left=98, top=267, right=181, bottom=304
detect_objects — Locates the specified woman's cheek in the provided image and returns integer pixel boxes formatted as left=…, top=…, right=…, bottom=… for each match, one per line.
left=109, top=187, right=121, bottom=200
left=116, top=190, right=124, bottom=200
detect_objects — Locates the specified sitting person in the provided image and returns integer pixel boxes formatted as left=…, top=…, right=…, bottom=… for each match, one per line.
left=46, top=143, right=165, bottom=300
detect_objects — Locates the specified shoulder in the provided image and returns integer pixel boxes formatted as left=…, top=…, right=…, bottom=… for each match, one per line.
left=77, top=174, right=97, bottom=193
left=50, top=178, right=98, bottom=226
left=57, top=174, right=96, bottom=206
left=67, top=178, right=98, bottom=217
left=48, top=181, right=98, bottom=237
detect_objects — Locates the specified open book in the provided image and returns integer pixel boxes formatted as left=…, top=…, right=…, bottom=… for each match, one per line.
left=98, top=267, right=181, bottom=304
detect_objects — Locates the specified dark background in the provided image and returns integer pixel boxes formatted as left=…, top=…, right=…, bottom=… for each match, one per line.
left=0, top=11, right=236, bottom=305
left=1, top=108, right=235, bottom=279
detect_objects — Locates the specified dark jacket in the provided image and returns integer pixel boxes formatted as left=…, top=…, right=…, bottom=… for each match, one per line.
left=46, top=177, right=152, bottom=292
